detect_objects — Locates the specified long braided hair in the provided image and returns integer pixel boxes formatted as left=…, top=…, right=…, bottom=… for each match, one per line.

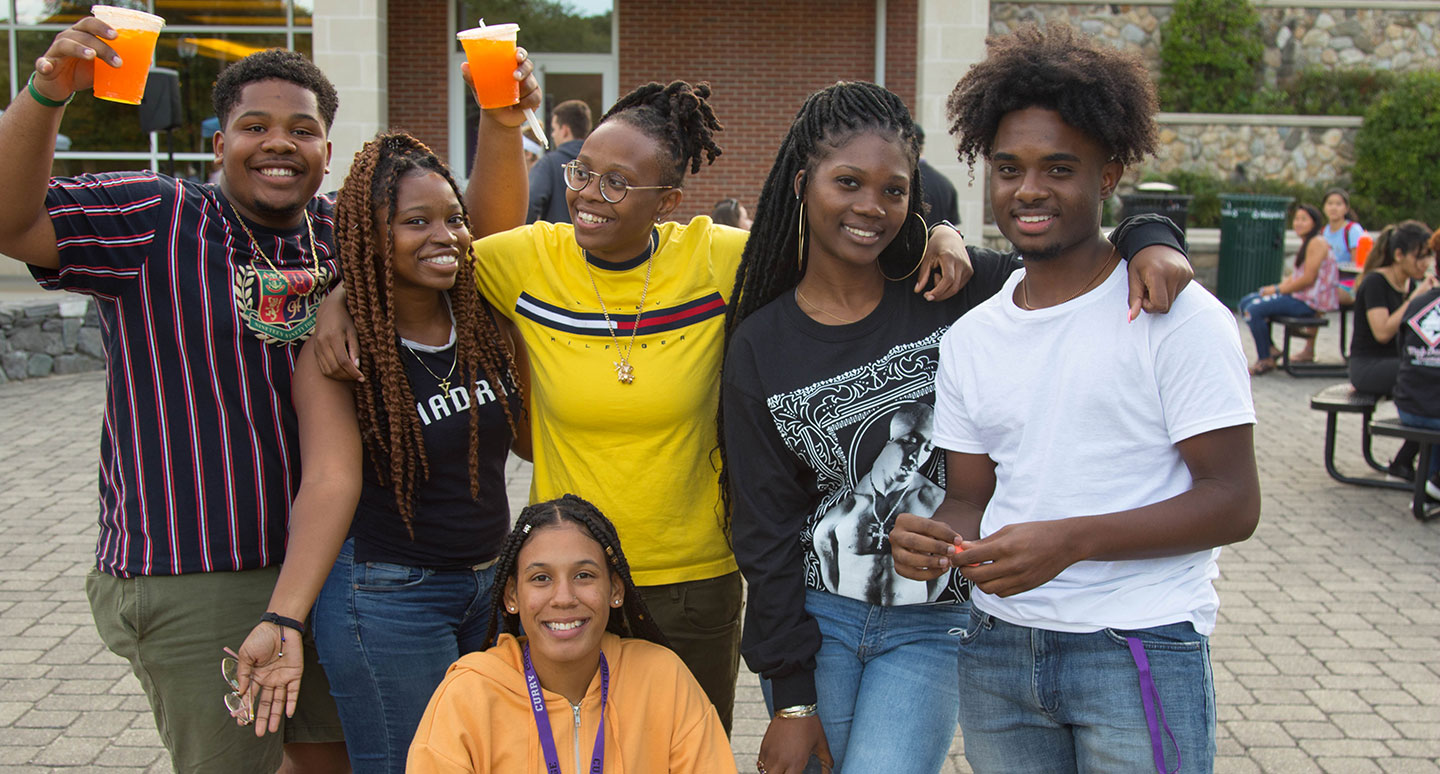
left=715, top=82, right=926, bottom=524
left=601, top=81, right=724, bottom=186
left=334, top=131, right=520, bottom=534
left=483, top=494, right=669, bottom=648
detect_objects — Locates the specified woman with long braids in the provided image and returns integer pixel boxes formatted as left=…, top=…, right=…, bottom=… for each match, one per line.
left=315, top=80, right=1191, bottom=732
left=407, top=495, right=736, bottom=773
left=232, top=132, right=527, bottom=774
left=719, top=81, right=1190, bottom=774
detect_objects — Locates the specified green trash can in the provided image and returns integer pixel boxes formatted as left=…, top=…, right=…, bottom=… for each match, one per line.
left=1216, top=194, right=1293, bottom=309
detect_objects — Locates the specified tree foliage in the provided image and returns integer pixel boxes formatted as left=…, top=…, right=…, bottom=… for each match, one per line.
left=1159, top=0, right=1264, bottom=113
left=459, top=0, right=611, bottom=54
left=1351, top=71, right=1440, bottom=228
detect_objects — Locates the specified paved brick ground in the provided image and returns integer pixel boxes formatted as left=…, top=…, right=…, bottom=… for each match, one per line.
left=2, top=317, right=1439, bottom=772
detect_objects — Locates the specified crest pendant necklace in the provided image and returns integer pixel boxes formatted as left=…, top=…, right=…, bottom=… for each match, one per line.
left=584, top=230, right=657, bottom=384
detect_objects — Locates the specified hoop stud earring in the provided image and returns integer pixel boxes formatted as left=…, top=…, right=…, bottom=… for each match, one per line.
left=796, top=201, right=807, bottom=273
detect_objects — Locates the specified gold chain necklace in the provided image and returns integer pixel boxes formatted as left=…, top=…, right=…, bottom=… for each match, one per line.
left=583, top=232, right=656, bottom=384
left=795, top=287, right=866, bottom=325
left=406, top=344, right=458, bottom=392
left=233, top=207, right=320, bottom=277
left=1019, top=249, right=1119, bottom=311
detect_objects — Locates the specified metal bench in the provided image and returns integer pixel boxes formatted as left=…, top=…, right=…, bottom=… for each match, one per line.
left=1309, top=383, right=1405, bottom=490
left=1274, top=305, right=1350, bottom=377
left=1369, top=418, right=1440, bottom=521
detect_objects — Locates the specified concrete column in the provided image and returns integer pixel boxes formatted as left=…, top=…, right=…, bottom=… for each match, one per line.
left=915, top=0, right=990, bottom=233
left=312, top=0, right=388, bottom=192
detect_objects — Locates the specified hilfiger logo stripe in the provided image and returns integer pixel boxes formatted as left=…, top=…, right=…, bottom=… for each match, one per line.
left=515, top=291, right=726, bottom=337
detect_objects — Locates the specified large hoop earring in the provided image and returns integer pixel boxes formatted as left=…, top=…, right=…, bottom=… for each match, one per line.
left=796, top=200, right=807, bottom=273
left=881, top=211, right=929, bottom=282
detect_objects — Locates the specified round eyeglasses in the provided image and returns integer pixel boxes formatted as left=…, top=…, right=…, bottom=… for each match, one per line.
left=562, top=161, right=674, bottom=204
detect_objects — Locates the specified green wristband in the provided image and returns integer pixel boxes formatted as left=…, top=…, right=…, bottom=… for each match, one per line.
left=27, top=73, right=74, bottom=108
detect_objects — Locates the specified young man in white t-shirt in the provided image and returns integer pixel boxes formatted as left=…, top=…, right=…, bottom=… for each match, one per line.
left=889, top=24, right=1261, bottom=773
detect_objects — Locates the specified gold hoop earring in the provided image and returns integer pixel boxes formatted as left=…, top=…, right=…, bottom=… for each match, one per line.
left=881, top=211, right=929, bottom=282
left=796, top=201, right=807, bottom=273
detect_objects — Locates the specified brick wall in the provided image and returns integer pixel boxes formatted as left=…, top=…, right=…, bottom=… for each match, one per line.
left=387, top=0, right=451, bottom=156
left=619, top=0, right=919, bottom=222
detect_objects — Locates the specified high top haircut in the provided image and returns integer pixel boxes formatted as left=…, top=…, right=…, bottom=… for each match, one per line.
left=947, top=23, right=1158, bottom=172
left=716, top=81, right=925, bottom=531
left=1367, top=220, right=1434, bottom=275
left=484, top=494, right=669, bottom=648
left=212, top=48, right=339, bottom=131
left=1293, top=202, right=1325, bottom=270
left=335, top=132, right=520, bottom=534
left=601, top=81, right=724, bottom=187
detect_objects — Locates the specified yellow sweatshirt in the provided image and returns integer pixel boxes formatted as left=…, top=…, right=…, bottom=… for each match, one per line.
left=407, top=633, right=738, bottom=774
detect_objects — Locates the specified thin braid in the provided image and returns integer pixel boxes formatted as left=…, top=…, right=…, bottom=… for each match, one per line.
left=336, top=131, right=522, bottom=536
left=602, top=81, right=723, bottom=185
left=714, top=82, right=927, bottom=529
left=484, top=495, right=670, bottom=649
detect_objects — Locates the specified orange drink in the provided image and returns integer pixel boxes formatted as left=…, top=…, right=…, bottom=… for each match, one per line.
left=90, top=6, right=165, bottom=105
left=457, top=24, right=520, bottom=109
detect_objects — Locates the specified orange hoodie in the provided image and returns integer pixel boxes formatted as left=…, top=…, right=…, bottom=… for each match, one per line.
left=407, top=632, right=738, bottom=774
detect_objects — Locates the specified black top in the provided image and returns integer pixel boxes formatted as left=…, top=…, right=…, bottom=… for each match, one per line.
left=919, top=158, right=960, bottom=226
left=1394, top=288, right=1440, bottom=417
left=350, top=338, right=515, bottom=568
left=1351, top=271, right=1410, bottom=360
left=526, top=139, right=583, bottom=225
left=722, top=215, right=1186, bottom=708
left=33, top=172, right=339, bottom=578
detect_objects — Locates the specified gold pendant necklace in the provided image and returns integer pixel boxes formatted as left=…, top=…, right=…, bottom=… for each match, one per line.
left=584, top=232, right=656, bottom=384
left=407, top=344, right=458, bottom=392
left=233, top=208, right=320, bottom=278
left=1019, top=248, right=1119, bottom=311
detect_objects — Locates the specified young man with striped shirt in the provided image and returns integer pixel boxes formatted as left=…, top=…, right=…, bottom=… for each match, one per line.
left=0, top=14, right=534, bottom=773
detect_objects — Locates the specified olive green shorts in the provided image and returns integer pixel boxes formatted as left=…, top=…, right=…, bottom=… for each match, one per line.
left=636, top=570, right=744, bottom=735
left=87, top=566, right=344, bottom=774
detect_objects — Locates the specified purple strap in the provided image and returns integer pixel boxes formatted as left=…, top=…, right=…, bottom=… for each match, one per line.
left=1125, top=636, right=1180, bottom=774
left=522, top=643, right=608, bottom=774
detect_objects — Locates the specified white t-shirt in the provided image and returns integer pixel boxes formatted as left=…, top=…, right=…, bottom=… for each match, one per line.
left=933, top=262, right=1255, bottom=635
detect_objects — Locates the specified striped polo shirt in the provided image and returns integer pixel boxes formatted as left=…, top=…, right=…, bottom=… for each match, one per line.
left=32, top=171, right=338, bottom=578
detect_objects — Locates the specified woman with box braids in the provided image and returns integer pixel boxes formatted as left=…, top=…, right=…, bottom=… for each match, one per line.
left=719, top=80, right=1195, bottom=774
left=408, top=494, right=736, bottom=774
left=237, top=130, right=531, bottom=774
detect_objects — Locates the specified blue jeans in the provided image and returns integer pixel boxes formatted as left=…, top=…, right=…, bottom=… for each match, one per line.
left=1397, top=409, right=1440, bottom=478
left=956, top=609, right=1215, bottom=773
left=762, top=590, right=969, bottom=774
left=1239, top=291, right=1317, bottom=359
left=312, top=539, right=498, bottom=774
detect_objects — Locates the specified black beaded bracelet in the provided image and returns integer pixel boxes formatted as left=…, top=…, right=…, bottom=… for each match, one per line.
left=260, top=611, right=306, bottom=635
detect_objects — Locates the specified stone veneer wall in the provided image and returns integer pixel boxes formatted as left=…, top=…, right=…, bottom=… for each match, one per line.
left=1138, top=114, right=1361, bottom=185
left=0, top=298, right=104, bottom=385
left=991, top=2, right=1440, bottom=84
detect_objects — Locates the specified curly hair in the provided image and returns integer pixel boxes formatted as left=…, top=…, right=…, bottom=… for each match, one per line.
left=483, top=494, right=669, bottom=648
left=947, top=23, right=1158, bottom=169
left=601, top=81, right=724, bottom=186
left=715, top=81, right=927, bottom=534
left=213, top=48, right=339, bottom=131
left=334, top=131, right=520, bottom=534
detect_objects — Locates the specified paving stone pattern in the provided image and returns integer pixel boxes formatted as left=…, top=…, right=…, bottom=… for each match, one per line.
left=2, top=316, right=1439, bottom=772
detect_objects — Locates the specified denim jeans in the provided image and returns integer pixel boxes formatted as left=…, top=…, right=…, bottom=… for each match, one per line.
left=956, top=608, right=1215, bottom=774
left=762, top=590, right=969, bottom=774
left=312, top=538, right=498, bottom=774
left=1397, top=409, right=1440, bottom=478
left=1239, top=291, right=1317, bottom=359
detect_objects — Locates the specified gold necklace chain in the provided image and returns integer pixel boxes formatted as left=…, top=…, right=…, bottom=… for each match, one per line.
left=584, top=232, right=656, bottom=384
left=233, top=207, right=320, bottom=277
left=1019, top=248, right=1119, bottom=311
left=406, top=343, right=458, bottom=393
left=795, top=287, right=866, bottom=325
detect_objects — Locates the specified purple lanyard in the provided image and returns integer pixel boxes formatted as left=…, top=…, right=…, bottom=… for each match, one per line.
left=522, top=644, right=608, bottom=774
left=1125, top=636, right=1181, bottom=774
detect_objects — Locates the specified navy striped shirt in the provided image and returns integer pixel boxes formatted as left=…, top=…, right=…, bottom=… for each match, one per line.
left=32, top=172, right=338, bottom=578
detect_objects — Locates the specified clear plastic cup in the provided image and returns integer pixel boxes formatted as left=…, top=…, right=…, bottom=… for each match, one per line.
left=456, top=24, right=521, bottom=109
left=90, top=5, right=166, bottom=105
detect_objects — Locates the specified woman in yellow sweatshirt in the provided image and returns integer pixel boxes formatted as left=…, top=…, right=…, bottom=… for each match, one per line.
left=407, top=495, right=736, bottom=773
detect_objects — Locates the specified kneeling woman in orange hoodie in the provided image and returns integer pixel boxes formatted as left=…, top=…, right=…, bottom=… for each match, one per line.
left=408, top=495, right=737, bottom=773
